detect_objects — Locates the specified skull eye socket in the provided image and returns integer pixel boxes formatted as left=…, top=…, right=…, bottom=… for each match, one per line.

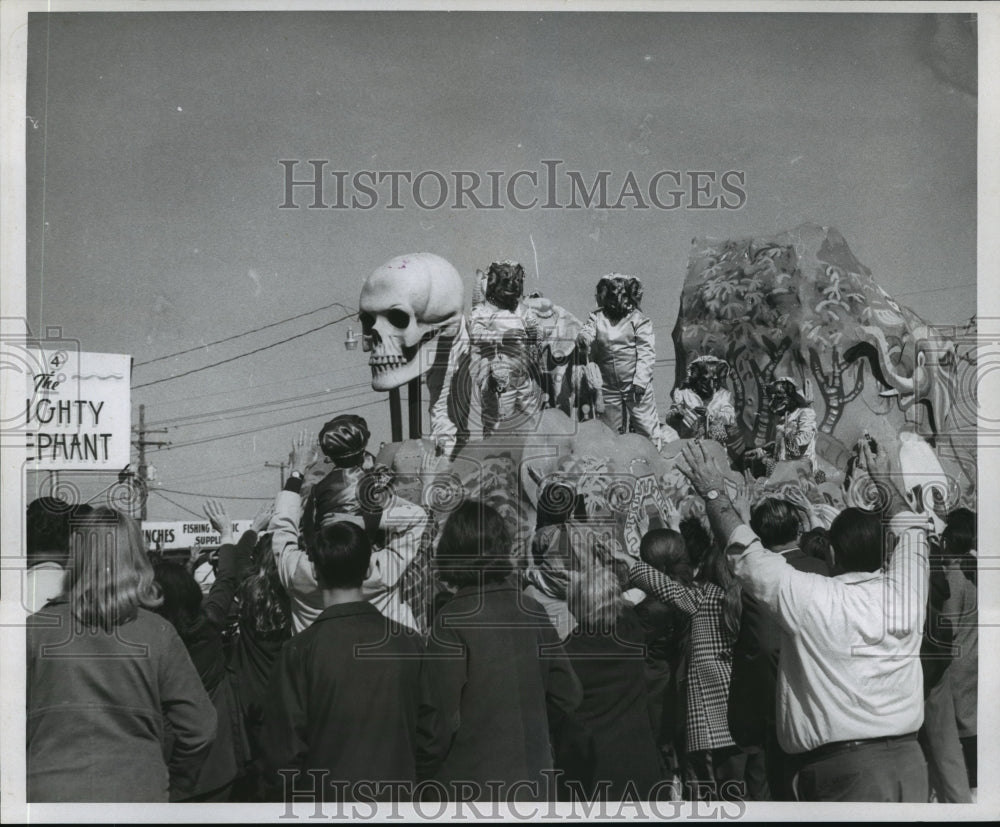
left=386, top=309, right=410, bottom=329
left=359, top=311, right=375, bottom=332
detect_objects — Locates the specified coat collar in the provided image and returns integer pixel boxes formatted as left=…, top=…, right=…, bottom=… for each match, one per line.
left=452, top=575, right=521, bottom=601
left=313, top=600, right=383, bottom=623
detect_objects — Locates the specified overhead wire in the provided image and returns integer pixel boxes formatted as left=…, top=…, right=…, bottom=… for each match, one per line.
left=155, top=393, right=386, bottom=452
left=133, top=311, right=356, bottom=390
left=148, top=488, right=206, bottom=519
left=161, top=386, right=376, bottom=431
left=155, top=486, right=274, bottom=501
left=147, top=362, right=372, bottom=411
left=134, top=300, right=356, bottom=367
left=149, top=381, right=370, bottom=428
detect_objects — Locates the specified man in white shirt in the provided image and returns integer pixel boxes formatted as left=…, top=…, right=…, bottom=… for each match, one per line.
left=676, top=440, right=929, bottom=802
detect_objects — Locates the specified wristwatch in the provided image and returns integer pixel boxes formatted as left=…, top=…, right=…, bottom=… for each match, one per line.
left=289, top=470, right=305, bottom=481
left=704, top=488, right=720, bottom=501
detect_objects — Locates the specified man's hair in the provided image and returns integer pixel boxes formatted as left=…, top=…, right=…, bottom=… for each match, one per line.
left=640, top=528, right=694, bottom=586
left=800, top=527, right=833, bottom=568
left=829, top=507, right=884, bottom=573
left=309, top=521, right=372, bottom=590
left=679, top=516, right=714, bottom=570
left=942, top=507, right=976, bottom=557
left=26, top=498, right=92, bottom=566
left=569, top=562, right=624, bottom=633
left=152, top=560, right=204, bottom=637
left=750, top=498, right=802, bottom=548
left=435, top=500, right=513, bottom=589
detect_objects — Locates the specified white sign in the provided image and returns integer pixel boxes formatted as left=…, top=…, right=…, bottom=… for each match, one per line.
left=142, top=519, right=255, bottom=550
left=23, top=349, right=131, bottom=469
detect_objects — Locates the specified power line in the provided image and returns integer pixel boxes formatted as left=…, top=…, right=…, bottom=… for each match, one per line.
left=134, top=301, right=356, bottom=367
left=133, top=312, right=356, bottom=390
left=148, top=488, right=205, bottom=520
left=163, top=387, right=372, bottom=431
left=155, top=393, right=386, bottom=452
left=148, top=362, right=372, bottom=411
left=156, top=486, right=273, bottom=501
left=150, top=382, right=369, bottom=428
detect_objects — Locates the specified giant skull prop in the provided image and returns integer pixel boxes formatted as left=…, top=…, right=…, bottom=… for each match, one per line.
left=359, top=253, right=465, bottom=391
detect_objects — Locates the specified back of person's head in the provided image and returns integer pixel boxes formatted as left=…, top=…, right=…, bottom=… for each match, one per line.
left=238, top=534, right=291, bottom=636
left=309, top=520, right=372, bottom=590
left=26, top=498, right=92, bottom=566
left=435, top=500, right=514, bottom=589
left=750, top=498, right=802, bottom=549
left=800, top=527, right=834, bottom=569
left=569, top=562, right=624, bottom=634
left=152, top=561, right=204, bottom=636
left=942, top=507, right=976, bottom=558
left=65, top=507, right=161, bottom=630
left=679, top=516, right=714, bottom=570
left=318, top=414, right=371, bottom=467
left=696, top=541, right=742, bottom=642
left=829, top=507, right=884, bottom=573
left=640, top=528, right=694, bottom=586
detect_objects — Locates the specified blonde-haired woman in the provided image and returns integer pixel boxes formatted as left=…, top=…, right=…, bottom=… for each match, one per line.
left=27, top=507, right=217, bottom=802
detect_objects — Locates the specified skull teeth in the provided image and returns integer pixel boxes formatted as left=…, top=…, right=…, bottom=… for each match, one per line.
left=369, top=354, right=407, bottom=370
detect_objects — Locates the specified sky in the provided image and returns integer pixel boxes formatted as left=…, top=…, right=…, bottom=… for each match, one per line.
left=21, top=9, right=978, bottom=521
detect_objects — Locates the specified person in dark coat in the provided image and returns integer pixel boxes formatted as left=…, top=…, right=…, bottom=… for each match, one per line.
left=727, top=497, right=830, bottom=800
left=557, top=564, right=665, bottom=801
left=153, top=500, right=253, bottom=801
left=227, top=532, right=292, bottom=801
left=632, top=527, right=694, bottom=782
left=421, top=500, right=583, bottom=802
left=260, top=520, right=437, bottom=802
left=27, top=508, right=217, bottom=802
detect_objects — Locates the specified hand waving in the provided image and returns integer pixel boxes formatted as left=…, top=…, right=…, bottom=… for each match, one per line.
left=288, top=429, right=320, bottom=476
left=204, top=499, right=235, bottom=546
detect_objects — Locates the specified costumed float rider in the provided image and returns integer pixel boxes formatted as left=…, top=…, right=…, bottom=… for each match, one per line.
left=576, top=274, right=663, bottom=450
left=469, top=261, right=545, bottom=437
left=666, top=355, right=736, bottom=444
left=744, top=377, right=818, bottom=478
left=299, top=414, right=376, bottom=544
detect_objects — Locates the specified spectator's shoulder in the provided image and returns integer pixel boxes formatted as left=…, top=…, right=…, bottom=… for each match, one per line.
left=383, top=618, right=426, bottom=653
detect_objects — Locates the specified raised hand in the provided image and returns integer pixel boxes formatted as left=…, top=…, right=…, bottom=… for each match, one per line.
left=288, top=429, right=320, bottom=476
left=204, top=499, right=235, bottom=545
left=675, top=440, right=729, bottom=499
left=251, top=501, right=275, bottom=534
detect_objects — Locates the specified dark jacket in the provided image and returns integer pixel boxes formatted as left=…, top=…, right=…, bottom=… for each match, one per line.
left=559, top=607, right=665, bottom=800
left=27, top=601, right=217, bottom=802
left=174, top=539, right=252, bottom=797
left=260, top=601, right=432, bottom=800
left=421, top=578, right=583, bottom=801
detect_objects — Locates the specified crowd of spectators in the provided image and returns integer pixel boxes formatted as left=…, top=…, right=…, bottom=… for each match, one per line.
left=24, top=412, right=978, bottom=805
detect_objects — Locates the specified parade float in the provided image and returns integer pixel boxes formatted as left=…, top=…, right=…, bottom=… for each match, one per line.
left=353, top=226, right=977, bottom=611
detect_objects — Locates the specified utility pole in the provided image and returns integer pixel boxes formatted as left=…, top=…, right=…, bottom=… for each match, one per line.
left=264, top=461, right=288, bottom=487
left=132, top=403, right=170, bottom=520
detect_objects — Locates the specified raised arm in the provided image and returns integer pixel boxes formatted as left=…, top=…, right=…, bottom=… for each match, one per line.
left=629, top=561, right=704, bottom=617
left=201, top=499, right=250, bottom=627
left=267, top=431, right=321, bottom=597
